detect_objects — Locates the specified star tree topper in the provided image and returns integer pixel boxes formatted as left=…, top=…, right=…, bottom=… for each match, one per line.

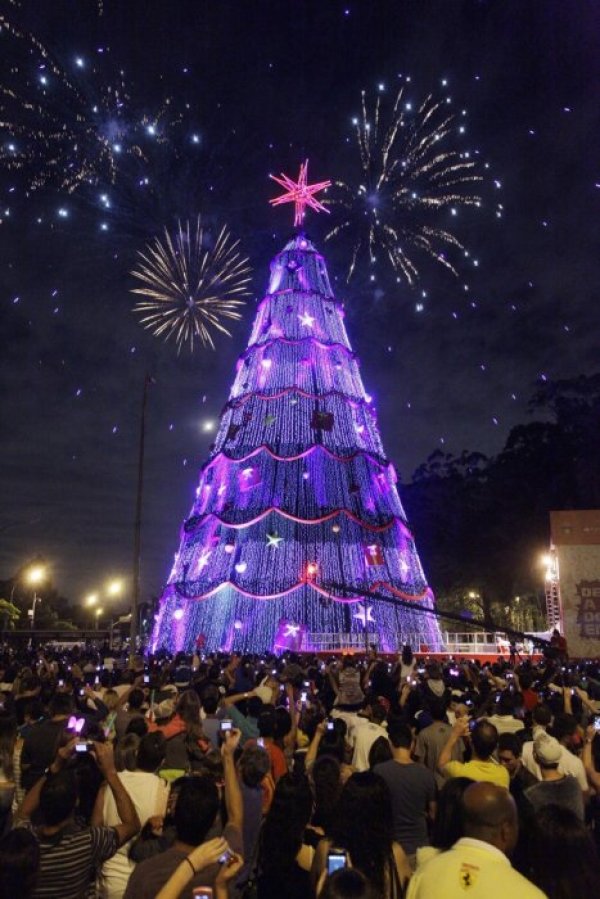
left=269, top=159, right=331, bottom=227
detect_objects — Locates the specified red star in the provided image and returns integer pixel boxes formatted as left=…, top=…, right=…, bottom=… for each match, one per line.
left=269, top=159, right=331, bottom=227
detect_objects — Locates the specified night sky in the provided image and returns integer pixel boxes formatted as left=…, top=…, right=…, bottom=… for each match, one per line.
left=1, top=0, right=599, bottom=607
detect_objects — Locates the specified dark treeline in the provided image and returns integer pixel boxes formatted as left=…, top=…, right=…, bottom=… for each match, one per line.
left=402, top=373, right=600, bottom=628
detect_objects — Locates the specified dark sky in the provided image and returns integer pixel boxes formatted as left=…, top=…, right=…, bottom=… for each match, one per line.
left=1, top=0, right=599, bottom=607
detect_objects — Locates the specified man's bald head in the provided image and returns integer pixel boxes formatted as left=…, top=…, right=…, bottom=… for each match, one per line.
left=462, top=782, right=518, bottom=855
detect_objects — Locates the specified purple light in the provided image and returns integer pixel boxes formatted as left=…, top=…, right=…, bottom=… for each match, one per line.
left=152, top=234, right=440, bottom=654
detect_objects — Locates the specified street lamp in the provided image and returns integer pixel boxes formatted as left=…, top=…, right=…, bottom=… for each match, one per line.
left=95, top=608, right=104, bottom=630
left=24, top=564, right=47, bottom=629
left=107, top=579, right=123, bottom=598
left=86, top=593, right=99, bottom=607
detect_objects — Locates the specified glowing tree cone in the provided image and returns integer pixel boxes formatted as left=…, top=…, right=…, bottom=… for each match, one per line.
left=152, top=234, right=442, bottom=653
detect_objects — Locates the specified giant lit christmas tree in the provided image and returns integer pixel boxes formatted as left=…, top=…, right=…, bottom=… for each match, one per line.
left=151, top=165, right=441, bottom=654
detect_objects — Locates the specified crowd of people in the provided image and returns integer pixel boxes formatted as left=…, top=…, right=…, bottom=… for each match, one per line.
left=1, top=641, right=600, bottom=898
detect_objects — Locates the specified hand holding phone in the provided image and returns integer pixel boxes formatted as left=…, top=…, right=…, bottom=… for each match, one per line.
left=327, top=848, right=348, bottom=875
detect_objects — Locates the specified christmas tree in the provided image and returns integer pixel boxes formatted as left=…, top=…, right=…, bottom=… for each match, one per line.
left=151, top=167, right=441, bottom=654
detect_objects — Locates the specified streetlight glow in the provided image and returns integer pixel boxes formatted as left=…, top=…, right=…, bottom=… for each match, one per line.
left=26, top=565, right=46, bottom=585
left=107, top=579, right=124, bottom=597
left=86, top=593, right=99, bottom=606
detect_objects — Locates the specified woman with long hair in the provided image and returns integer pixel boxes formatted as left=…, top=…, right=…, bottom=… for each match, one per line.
left=312, top=771, right=411, bottom=898
left=257, top=772, right=314, bottom=899
left=149, top=689, right=209, bottom=770
left=308, top=754, right=341, bottom=841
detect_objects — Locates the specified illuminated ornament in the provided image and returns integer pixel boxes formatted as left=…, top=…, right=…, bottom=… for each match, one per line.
left=261, top=358, right=272, bottom=369
left=264, top=413, right=276, bottom=427
left=224, top=542, right=235, bottom=554
left=311, top=410, right=335, bottom=432
left=364, top=544, right=384, bottom=566
left=197, top=549, right=212, bottom=571
left=283, top=622, right=301, bottom=637
left=233, top=619, right=243, bottom=630
left=173, top=608, right=184, bottom=621
left=298, top=311, right=315, bottom=328
left=235, top=562, right=247, bottom=574
left=266, top=532, right=284, bottom=548
left=332, top=523, right=341, bottom=534
left=306, top=562, right=318, bottom=580
left=354, top=603, right=375, bottom=626
left=239, top=466, right=262, bottom=491
left=269, top=159, right=332, bottom=227
left=400, top=558, right=410, bottom=576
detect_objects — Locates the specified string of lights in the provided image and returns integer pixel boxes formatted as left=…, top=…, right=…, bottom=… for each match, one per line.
left=151, top=232, right=441, bottom=653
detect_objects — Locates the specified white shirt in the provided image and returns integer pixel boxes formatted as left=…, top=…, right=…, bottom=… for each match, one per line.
left=350, top=720, right=389, bottom=771
left=485, top=715, right=525, bottom=735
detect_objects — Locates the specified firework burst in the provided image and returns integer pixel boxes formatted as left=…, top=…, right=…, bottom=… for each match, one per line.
left=0, top=13, right=175, bottom=194
left=325, top=83, right=486, bottom=284
left=131, top=217, right=252, bottom=353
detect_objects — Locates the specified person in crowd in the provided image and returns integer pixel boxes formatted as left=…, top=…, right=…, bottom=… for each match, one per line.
left=526, top=803, right=600, bottom=899
left=397, top=645, right=418, bottom=686
left=0, top=827, right=40, bottom=899
left=373, top=718, right=436, bottom=866
left=328, top=657, right=365, bottom=710
left=114, top=734, right=141, bottom=773
left=438, top=719, right=510, bottom=787
left=114, top=688, right=146, bottom=741
left=257, top=772, right=315, bottom=899
left=349, top=700, right=388, bottom=772
left=307, top=754, right=341, bottom=842
left=93, top=732, right=169, bottom=899
left=414, top=696, right=462, bottom=789
left=0, top=714, right=17, bottom=836
left=306, top=719, right=356, bottom=784
left=219, top=689, right=263, bottom=744
left=14, top=739, right=140, bottom=899
left=199, top=686, right=221, bottom=749
left=406, top=782, right=547, bottom=898
left=254, top=706, right=287, bottom=782
left=235, top=743, right=271, bottom=889
left=497, top=732, right=537, bottom=805
left=154, top=840, right=243, bottom=899
left=20, top=692, right=73, bottom=792
left=123, top=728, right=243, bottom=899
left=523, top=733, right=584, bottom=820
left=368, top=734, right=393, bottom=768
left=312, top=770, right=412, bottom=898
left=149, top=690, right=209, bottom=771
left=522, top=706, right=588, bottom=795
left=484, top=692, right=525, bottom=736
left=414, top=776, right=473, bottom=870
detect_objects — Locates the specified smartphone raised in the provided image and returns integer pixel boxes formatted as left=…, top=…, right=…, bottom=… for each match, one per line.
left=327, top=848, right=348, bottom=875
left=192, top=889, right=213, bottom=899
left=220, top=719, right=233, bottom=732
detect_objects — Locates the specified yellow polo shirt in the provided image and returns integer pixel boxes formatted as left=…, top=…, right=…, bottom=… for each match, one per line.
left=443, top=758, right=510, bottom=788
left=407, top=838, right=547, bottom=899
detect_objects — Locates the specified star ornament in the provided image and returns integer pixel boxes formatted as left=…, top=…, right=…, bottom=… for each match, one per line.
left=266, top=532, right=284, bottom=548
left=283, top=622, right=301, bottom=637
left=353, top=602, right=375, bottom=626
left=269, top=159, right=331, bottom=227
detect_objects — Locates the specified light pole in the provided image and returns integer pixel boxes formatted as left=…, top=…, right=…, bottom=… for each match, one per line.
left=131, top=373, right=153, bottom=658
left=95, top=608, right=104, bottom=631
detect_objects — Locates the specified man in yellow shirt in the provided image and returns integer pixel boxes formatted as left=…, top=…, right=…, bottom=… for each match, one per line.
left=438, top=719, right=509, bottom=788
left=407, top=782, right=547, bottom=898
